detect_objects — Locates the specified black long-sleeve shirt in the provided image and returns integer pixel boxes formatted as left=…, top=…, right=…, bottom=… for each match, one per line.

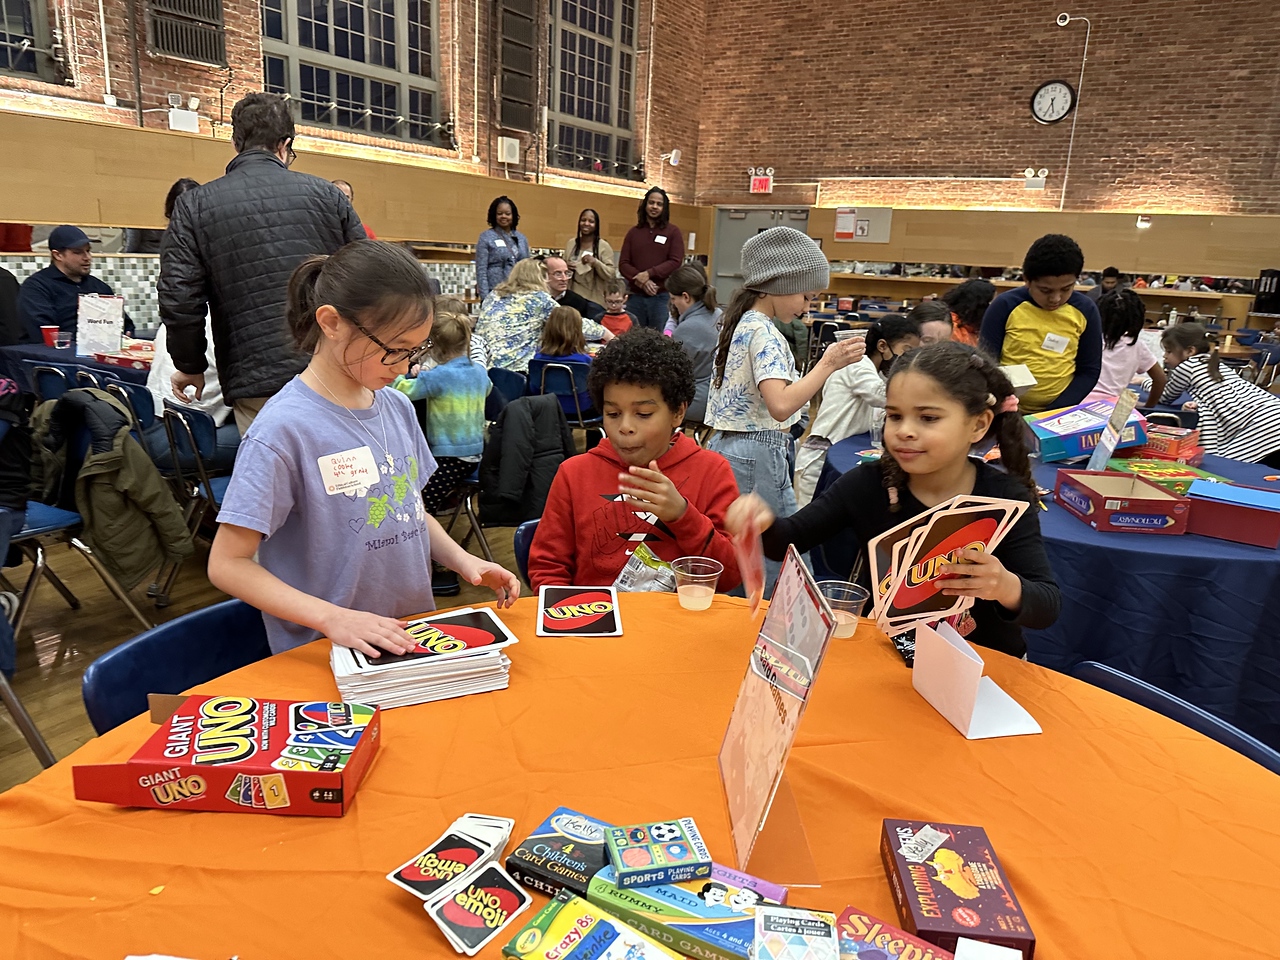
left=763, top=460, right=1060, bottom=657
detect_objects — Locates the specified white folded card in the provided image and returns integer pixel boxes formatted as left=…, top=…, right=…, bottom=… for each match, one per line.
left=912, top=622, right=1041, bottom=740
left=954, top=939, right=1023, bottom=960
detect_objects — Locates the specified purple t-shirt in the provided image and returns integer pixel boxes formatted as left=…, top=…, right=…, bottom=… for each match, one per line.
left=218, top=377, right=438, bottom=653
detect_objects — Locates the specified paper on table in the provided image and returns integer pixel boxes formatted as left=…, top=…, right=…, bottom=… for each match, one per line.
left=76, top=294, right=125, bottom=357
left=912, top=621, right=1041, bottom=740
left=953, top=938, right=1024, bottom=960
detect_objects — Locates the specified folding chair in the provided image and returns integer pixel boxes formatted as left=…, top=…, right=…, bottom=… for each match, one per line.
left=486, top=367, right=528, bottom=422
left=513, top=519, right=539, bottom=586
left=81, top=598, right=271, bottom=734
left=102, top=378, right=155, bottom=440
left=74, top=368, right=104, bottom=390
left=439, top=467, right=494, bottom=563
left=526, top=359, right=604, bottom=443
left=22, top=362, right=73, bottom=403
left=1071, top=661, right=1280, bottom=775
left=0, top=670, right=55, bottom=768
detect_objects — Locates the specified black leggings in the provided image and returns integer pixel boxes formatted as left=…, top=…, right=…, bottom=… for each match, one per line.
left=422, top=457, right=478, bottom=515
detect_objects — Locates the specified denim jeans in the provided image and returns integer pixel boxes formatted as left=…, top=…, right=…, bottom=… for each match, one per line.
left=707, top=429, right=803, bottom=599
left=0, top=505, right=27, bottom=677
left=627, top=292, right=671, bottom=332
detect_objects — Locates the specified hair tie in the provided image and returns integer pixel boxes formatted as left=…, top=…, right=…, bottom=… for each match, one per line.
left=998, top=395, right=1020, bottom=414
left=888, top=485, right=899, bottom=508
left=986, top=393, right=998, bottom=407
left=969, top=353, right=986, bottom=369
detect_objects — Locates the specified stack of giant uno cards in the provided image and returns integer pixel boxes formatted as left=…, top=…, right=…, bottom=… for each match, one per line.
left=867, top=496, right=1027, bottom=636
left=331, top=607, right=518, bottom=708
left=388, top=813, right=532, bottom=955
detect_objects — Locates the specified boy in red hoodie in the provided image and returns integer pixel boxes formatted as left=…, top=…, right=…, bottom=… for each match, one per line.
left=529, top=329, right=742, bottom=590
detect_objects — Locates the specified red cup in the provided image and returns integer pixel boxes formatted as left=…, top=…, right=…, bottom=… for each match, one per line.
left=41, top=326, right=58, bottom=347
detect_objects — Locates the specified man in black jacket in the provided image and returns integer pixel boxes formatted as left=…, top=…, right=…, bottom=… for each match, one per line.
left=544, top=255, right=604, bottom=321
left=158, top=93, right=366, bottom=432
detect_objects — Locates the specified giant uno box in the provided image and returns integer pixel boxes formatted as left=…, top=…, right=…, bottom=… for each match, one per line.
left=1054, top=470, right=1190, bottom=534
left=1024, top=400, right=1147, bottom=462
left=73, top=695, right=381, bottom=816
left=1186, top=479, right=1280, bottom=548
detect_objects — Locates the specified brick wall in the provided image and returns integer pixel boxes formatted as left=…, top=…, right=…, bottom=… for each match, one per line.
left=695, top=0, right=1280, bottom=214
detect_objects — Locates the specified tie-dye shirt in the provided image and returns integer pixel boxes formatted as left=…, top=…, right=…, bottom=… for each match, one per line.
left=392, top=354, right=490, bottom=457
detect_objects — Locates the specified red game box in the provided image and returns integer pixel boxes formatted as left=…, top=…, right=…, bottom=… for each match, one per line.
left=1054, top=469, right=1190, bottom=534
left=73, top=695, right=381, bottom=817
left=837, top=906, right=954, bottom=959
left=1143, top=425, right=1200, bottom=456
left=1185, top=479, right=1280, bottom=548
left=880, top=820, right=1034, bottom=959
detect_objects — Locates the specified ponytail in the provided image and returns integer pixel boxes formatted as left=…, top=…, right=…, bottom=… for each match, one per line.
left=665, top=263, right=718, bottom=315
left=1208, top=339, right=1222, bottom=382
left=287, top=255, right=328, bottom=355
left=713, top=287, right=764, bottom=388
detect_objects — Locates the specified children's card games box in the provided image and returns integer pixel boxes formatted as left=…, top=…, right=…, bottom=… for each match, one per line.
left=1104, top=458, right=1229, bottom=496
left=1054, top=469, right=1190, bottom=535
left=605, top=818, right=713, bottom=888
left=1185, top=479, right=1280, bottom=548
left=587, top=863, right=787, bottom=960
left=836, top=906, right=954, bottom=960
left=505, top=807, right=613, bottom=897
left=72, top=696, right=381, bottom=816
left=880, top=820, right=1034, bottom=959
left=504, top=890, right=682, bottom=960
left=1024, top=400, right=1147, bottom=462
left=1143, top=425, right=1200, bottom=458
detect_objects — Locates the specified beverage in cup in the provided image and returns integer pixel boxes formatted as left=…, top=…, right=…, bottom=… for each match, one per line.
left=672, top=556, right=723, bottom=611
left=817, top=580, right=871, bottom=638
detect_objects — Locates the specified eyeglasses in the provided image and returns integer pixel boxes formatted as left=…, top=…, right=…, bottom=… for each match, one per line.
left=285, top=137, right=297, bottom=166
left=350, top=318, right=432, bottom=366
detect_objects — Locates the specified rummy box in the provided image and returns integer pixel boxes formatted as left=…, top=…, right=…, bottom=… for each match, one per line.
left=504, top=889, right=682, bottom=960
left=505, top=807, right=613, bottom=897
left=1185, top=479, right=1280, bottom=548
left=1024, top=400, right=1147, bottom=462
left=1143, top=424, right=1200, bottom=457
left=836, top=906, right=954, bottom=960
left=1054, top=469, right=1190, bottom=534
left=1104, top=458, right=1229, bottom=495
left=880, top=820, right=1034, bottom=959
left=605, top=818, right=713, bottom=888
left=72, top=696, right=381, bottom=816
left=587, top=862, right=787, bottom=960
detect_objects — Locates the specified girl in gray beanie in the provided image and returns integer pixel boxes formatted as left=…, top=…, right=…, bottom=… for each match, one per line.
left=705, top=226, right=865, bottom=596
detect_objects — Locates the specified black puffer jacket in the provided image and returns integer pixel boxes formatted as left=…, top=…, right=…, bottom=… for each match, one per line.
left=478, top=395, right=576, bottom=526
left=158, top=150, right=366, bottom=402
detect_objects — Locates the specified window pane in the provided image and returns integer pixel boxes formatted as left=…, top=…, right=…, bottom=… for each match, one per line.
left=561, top=0, right=612, bottom=38
left=409, top=88, right=435, bottom=140
left=407, top=0, right=431, bottom=76
left=332, top=0, right=365, bottom=62
left=614, top=137, right=631, bottom=177
left=263, top=54, right=287, bottom=94
left=300, top=63, right=333, bottom=122
left=368, top=0, right=395, bottom=68
left=620, top=0, right=633, bottom=45
left=556, top=123, right=577, bottom=169
left=617, top=50, right=631, bottom=130
left=559, top=29, right=611, bottom=125
left=369, top=79, right=397, bottom=133
left=335, top=71, right=367, bottom=129
left=260, top=0, right=284, bottom=40
left=1, top=0, right=39, bottom=73
left=298, top=0, right=329, bottom=51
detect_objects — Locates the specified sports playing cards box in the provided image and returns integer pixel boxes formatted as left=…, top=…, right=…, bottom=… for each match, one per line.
left=836, top=906, right=954, bottom=959
left=588, top=863, right=787, bottom=960
left=1024, top=400, right=1147, bottom=462
left=605, top=818, right=713, bottom=888
left=72, top=696, right=381, bottom=817
left=880, top=820, right=1034, bottom=959
left=504, top=890, right=682, bottom=960
left=505, top=807, right=613, bottom=897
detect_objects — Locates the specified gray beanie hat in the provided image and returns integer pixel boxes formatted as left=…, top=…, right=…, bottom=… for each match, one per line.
left=740, top=226, right=830, bottom=295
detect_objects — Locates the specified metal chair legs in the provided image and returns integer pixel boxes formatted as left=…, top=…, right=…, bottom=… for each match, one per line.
left=0, top=669, right=55, bottom=768
left=462, top=493, right=494, bottom=563
left=69, top=538, right=153, bottom=632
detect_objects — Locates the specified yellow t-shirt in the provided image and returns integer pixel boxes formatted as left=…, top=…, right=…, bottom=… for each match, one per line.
left=990, top=290, right=1093, bottom=412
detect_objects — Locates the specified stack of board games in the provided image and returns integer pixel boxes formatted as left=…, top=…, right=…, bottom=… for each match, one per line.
left=504, top=890, right=682, bottom=960
left=866, top=496, right=1028, bottom=637
left=604, top=818, right=713, bottom=888
left=330, top=607, right=518, bottom=708
left=1023, top=400, right=1147, bottom=462
left=505, top=807, right=613, bottom=897
left=752, top=905, right=840, bottom=960
left=387, top=814, right=531, bottom=955
left=880, top=820, right=1034, bottom=959
left=588, top=863, right=787, bottom=960
left=72, top=697, right=380, bottom=817
left=836, top=907, right=954, bottom=960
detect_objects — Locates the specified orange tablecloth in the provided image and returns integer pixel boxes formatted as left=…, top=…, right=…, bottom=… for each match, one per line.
left=2, top=594, right=1279, bottom=958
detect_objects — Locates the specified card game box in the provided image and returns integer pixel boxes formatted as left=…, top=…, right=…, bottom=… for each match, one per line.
left=753, top=905, right=840, bottom=960
left=1185, top=478, right=1280, bottom=548
left=1054, top=469, right=1190, bottom=534
left=836, top=907, right=954, bottom=960
left=1024, top=400, right=1147, bottom=462
left=605, top=818, right=713, bottom=888
left=588, top=863, right=787, bottom=960
left=1104, top=458, right=1229, bottom=496
left=1141, top=424, right=1200, bottom=458
left=504, top=889, right=683, bottom=960
left=880, top=820, right=1034, bottom=959
left=72, top=696, right=380, bottom=816
left=505, top=807, right=613, bottom=897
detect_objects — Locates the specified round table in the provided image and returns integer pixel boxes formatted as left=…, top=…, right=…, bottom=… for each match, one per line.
left=0, top=342, right=151, bottom=392
left=815, top=435, right=1280, bottom=751
left=1, top=594, right=1279, bottom=958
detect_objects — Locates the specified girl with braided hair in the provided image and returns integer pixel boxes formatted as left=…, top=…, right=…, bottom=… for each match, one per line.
left=725, top=341, right=1059, bottom=658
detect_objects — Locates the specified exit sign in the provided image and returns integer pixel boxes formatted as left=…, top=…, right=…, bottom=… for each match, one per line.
left=750, top=175, right=774, bottom=194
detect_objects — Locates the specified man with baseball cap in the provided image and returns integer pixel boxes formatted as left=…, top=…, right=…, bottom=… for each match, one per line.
left=16, top=226, right=132, bottom=343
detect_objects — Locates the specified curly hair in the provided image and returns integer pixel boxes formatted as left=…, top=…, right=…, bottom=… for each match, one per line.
left=880, top=342, right=1035, bottom=512
left=486, top=195, right=520, bottom=231
left=1022, top=233, right=1084, bottom=281
left=1098, top=288, right=1146, bottom=350
left=940, top=279, right=996, bottom=336
left=587, top=328, right=695, bottom=412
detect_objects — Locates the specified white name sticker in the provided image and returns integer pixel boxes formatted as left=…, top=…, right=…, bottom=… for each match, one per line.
left=655, top=235, right=668, bottom=245
left=318, top=445, right=380, bottom=496
left=494, top=238, right=507, bottom=248
left=1041, top=332, right=1069, bottom=354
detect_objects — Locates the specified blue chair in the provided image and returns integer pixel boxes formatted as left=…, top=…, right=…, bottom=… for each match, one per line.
left=513, top=519, right=539, bottom=586
left=1071, top=661, right=1280, bottom=775
left=526, top=359, right=603, bottom=440
left=81, top=598, right=271, bottom=734
left=0, top=671, right=55, bottom=768
left=1234, top=328, right=1262, bottom=346
left=487, top=367, right=528, bottom=422
left=1253, top=343, right=1280, bottom=389
left=74, top=368, right=104, bottom=389
left=102, top=378, right=155, bottom=438
left=22, top=361, right=75, bottom=402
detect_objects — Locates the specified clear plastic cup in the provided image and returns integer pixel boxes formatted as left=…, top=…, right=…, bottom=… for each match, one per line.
left=54, top=333, right=72, bottom=350
left=817, top=580, right=871, bottom=638
left=672, top=556, right=723, bottom=611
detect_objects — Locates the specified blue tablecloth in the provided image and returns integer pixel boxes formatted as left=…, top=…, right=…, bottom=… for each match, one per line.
left=0, top=343, right=150, bottom=392
left=815, top=434, right=1280, bottom=749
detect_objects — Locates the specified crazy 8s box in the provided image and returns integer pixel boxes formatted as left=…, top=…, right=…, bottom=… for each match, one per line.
left=505, top=807, right=613, bottom=897
left=605, top=818, right=713, bottom=888
left=504, top=890, right=682, bottom=960
left=72, top=696, right=381, bottom=817
left=587, top=863, right=787, bottom=960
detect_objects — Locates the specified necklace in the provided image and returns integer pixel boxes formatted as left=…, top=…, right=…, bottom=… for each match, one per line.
left=310, top=370, right=394, bottom=471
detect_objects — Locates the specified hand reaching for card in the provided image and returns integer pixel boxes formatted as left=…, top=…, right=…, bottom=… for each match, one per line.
left=617, top=462, right=688, bottom=522
left=456, top=557, right=521, bottom=607
left=938, top=548, right=1023, bottom=611
left=322, top=607, right=417, bottom=658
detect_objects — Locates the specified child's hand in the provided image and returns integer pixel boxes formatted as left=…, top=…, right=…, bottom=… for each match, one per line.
left=322, top=608, right=417, bottom=658
left=618, top=462, right=687, bottom=523
left=1182, top=399, right=1198, bottom=412
left=724, top=493, right=776, bottom=538
left=455, top=557, right=521, bottom=607
left=938, top=548, right=1022, bottom=611
left=819, top=337, right=866, bottom=371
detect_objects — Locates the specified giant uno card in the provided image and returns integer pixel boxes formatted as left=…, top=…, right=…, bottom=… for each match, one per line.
left=344, top=607, right=519, bottom=671
left=536, top=586, right=623, bottom=636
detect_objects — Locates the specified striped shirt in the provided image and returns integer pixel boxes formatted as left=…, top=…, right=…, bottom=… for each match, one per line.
left=1158, top=354, right=1280, bottom=462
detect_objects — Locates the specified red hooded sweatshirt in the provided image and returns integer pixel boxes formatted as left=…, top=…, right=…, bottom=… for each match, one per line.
left=529, top=433, right=742, bottom=591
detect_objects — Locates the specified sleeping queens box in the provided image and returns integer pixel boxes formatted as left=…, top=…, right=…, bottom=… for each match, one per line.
left=73, top=695, right=382, bottom=816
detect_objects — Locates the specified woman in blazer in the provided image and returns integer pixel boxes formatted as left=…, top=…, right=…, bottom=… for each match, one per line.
left=475, top=195, right=531, bottom=298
